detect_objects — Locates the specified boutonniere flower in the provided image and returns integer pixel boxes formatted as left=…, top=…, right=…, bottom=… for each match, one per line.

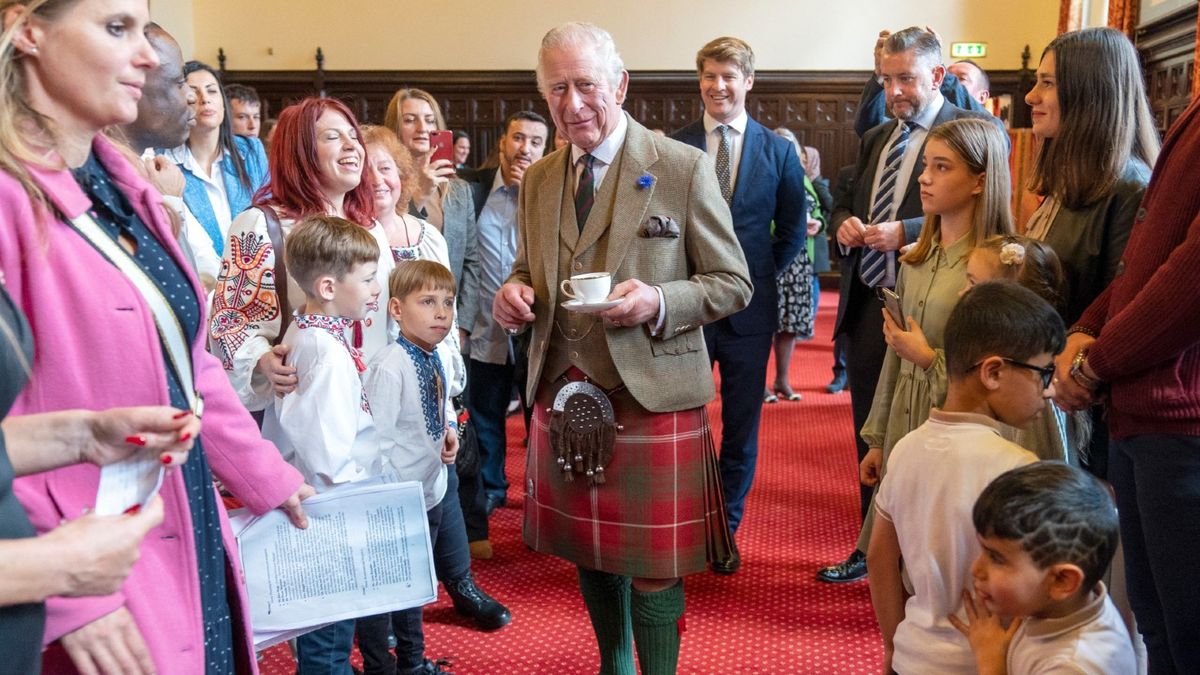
left=637, top=173, right=655, bottom=189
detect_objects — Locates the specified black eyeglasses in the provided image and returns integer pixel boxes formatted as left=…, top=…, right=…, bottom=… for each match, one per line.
left=970, top=358, right=1056, bottom=389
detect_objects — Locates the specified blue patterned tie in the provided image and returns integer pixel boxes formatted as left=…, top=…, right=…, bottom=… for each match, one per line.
left=715, top=125, right=733, bottom=204
left=860, top=121, right=911, bottom=288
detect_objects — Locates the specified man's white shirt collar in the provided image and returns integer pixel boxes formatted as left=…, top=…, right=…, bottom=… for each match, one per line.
left=570, top=111, right=629, bottom=168
left=702, top=110, right=748, bottom=136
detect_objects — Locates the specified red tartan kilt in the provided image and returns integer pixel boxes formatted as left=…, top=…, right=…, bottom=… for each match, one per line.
left=524, top=381, right=732, bottom=578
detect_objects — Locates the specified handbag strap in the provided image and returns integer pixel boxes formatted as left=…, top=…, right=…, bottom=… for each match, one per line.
left=67, top=211, right=202, bottom=414
left=258, top=206, right=292, bottom=345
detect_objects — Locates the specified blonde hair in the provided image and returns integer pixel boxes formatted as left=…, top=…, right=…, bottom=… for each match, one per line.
left=383, top=88, right=445, bottom=135
left=696, top=36, right=754, bottom=77
left=903, top=118, right=1014, bottom=265
left=388, top=259, right=456, bottom=301
left=360, top=124, right=416, bottom=212
left=285, top=215, right=380, bottom=292
left=0, top=0, right=80, bottom=209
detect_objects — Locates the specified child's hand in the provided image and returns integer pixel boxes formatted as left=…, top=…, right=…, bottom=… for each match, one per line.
left=948, top=589, right=1021, bottom=675
left=882, top=311, right=936, bottom=370
left=441, top=426, right=459, bottom=465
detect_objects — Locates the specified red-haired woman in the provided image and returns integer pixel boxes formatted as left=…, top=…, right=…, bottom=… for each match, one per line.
left=209, top=97, right=394, bottom=411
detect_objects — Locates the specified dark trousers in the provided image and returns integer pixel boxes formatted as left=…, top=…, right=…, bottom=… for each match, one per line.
left=467, top=357, right=517, bottom=500
left=356, top=499, right=445, bottom=675
left=433, top=468, right=470, bottom=583
left=831, top=332, right=848, bottom=380
left=458, top=467, right=489, bottom=542
left=840, top=277, right=887, bottom=528
left=295, top=619, right=356, bottom=675
left=705, top=319, right=773, bottom=533
left=1110, top=434, right=1200, bottom=674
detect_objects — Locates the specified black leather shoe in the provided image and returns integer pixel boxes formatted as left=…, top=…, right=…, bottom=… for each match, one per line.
left=484, top=494, right=507, bottom=516
left=711, top=536, right=741, bottom=575
left=825, top=373, right=848, bottom=394
left=816, top=550, right=867, bottom=583
left=416, top=657, right=454, bottom=673
left=445, top=572, right=513, bottom=630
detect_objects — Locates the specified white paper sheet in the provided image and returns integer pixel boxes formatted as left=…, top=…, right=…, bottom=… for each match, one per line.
left=233, top=480, right=436, bottom=646
left=94, top=453, right=165, bottom=516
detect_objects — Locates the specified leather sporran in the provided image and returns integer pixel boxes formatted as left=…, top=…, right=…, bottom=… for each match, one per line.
left=548, top=381, right=619, bottom=485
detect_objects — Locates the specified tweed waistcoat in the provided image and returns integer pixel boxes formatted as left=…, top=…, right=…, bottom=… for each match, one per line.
left=542, top=150, right=626, bottom=389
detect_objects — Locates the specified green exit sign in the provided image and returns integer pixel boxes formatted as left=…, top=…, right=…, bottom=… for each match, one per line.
left=951, top=42, right=988, bottom=58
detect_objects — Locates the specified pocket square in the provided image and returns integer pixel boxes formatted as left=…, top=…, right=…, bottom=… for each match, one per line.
left=639, top=215, right=680, bottom=239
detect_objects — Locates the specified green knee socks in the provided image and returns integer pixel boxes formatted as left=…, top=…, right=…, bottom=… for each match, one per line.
left=577, top=567, right=635, bottom=675
left=631, top=580, right=684, bottom=675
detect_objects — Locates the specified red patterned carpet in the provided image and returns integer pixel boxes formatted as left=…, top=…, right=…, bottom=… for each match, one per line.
left=261, top=291, right=883, bottom=673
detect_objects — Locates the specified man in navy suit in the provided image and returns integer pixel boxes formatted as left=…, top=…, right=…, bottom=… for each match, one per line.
left=672, top=36, right=807, bottom=573
left=818, top=26, right=1000, bottom=584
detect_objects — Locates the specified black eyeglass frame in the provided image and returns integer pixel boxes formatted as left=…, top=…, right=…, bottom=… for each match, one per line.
left=969, top=357, right=1056, bottom=389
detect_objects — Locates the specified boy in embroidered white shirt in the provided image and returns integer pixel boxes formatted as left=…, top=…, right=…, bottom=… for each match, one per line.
left=260, top=214, right=382, bottom=674
left=867, top=282, right=1065, bottom=674
left=262, top=215, right=383, bottom=490
left=951, top=462, right=1136, bottom=674
left=358, top=259, right=459, bottom=674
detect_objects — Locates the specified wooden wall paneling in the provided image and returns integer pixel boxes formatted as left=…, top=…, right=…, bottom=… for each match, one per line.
left=1137, top=3, right=1198, bottom=134
left=221, top=68, right=1030, bottom=184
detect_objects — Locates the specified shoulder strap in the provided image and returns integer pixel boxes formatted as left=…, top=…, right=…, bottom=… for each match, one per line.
left=66, top=211, right=201, bottom=414
left=258, top=206, right=291, bottom=345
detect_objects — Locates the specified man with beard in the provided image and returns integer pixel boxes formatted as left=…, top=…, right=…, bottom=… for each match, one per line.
left=818, top=26, right=997, bottom=584
left=464, top=111, right=549, bottom=549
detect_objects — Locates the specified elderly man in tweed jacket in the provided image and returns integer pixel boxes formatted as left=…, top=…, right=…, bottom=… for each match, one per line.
left=494, top=22, right=750, bottom=675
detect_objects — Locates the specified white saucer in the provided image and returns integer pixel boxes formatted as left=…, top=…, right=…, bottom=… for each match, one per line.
left=561, top=298, right=623, bottom=313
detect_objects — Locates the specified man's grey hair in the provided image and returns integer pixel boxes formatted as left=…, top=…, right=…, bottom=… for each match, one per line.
left=535, top=22, right=625, bottom=96
left=883, top=26, right=943, bottom=69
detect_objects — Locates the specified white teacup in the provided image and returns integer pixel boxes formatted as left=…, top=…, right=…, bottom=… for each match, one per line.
left=560, top=272, right=611, bottom=303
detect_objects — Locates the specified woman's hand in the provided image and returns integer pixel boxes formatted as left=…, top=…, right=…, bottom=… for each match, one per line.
left=413, top=156, right=456, bottom=209
left=279, top=484, right=316, bottom=529
left=51, top=497, right=165, bottom=597
left=883, top=311, right=936, bottom=370
left=806, top=217, right=822, bottom=236
left=86, top=407, right=199, bottom=468
left=441, top=426, right=459, bottom=465
left=257, top=344, right=298, bottom=396
left=860, top=447, right=884, bottom=487
left=60, top=606, right=156, bottom=675
left=1053, top=333, right=1097, bottom=412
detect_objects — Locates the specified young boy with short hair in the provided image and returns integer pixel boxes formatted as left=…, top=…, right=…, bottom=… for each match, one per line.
left=952, top=461, right=1135, bottom=674
left=356, top=259, right=459, bottom=675
left=261, top=214, right=383, bottom=671
left=867, top=281, right=1066, bottom=674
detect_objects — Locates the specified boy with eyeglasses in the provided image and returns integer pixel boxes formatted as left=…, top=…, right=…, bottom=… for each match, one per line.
left=867, top=281, right=1065, bottom=674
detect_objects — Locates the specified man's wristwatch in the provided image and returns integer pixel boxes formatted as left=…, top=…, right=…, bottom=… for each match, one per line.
left=1069, top=349, right=1102, bottom=391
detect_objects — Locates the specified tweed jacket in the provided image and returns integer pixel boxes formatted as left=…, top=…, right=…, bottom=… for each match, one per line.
left=507, top=115, right=751, bottom=412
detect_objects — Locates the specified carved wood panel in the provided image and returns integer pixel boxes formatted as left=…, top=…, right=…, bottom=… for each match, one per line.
left=1137, top=3, right=1197, bottom=134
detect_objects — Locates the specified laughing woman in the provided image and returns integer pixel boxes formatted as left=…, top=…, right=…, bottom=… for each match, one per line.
left=209, top=97, right=395, bottom=414
left=161, top=60, right=269, bottom=267
left=0, top=1, right=310, bottom=672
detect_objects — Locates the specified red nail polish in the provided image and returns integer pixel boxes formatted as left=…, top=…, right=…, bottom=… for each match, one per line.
left=161, top=455, right=173, bottom=465
left=173, top=410, right=191, bottom=419
left=123, top=504, right=141, bottom=515
left=125, top=436, right=146, bottom=446
left=178, top=432, right=192, bottom=442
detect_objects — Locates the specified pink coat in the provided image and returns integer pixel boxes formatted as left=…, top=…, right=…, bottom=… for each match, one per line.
left=0, top=136, right=303, bottom=673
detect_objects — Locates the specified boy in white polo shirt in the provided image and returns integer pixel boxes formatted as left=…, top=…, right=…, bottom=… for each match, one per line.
left=867, top=281, right=1065, bottom=674
left=952, top=462, right=1135, bottom=674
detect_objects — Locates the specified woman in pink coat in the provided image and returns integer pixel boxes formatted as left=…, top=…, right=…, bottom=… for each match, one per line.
left=0, top=1, right=311, bottom=672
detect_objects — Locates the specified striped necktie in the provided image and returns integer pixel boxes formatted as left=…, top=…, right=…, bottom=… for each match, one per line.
left=574, top=153, right=596, bottom=231
left=861, top=121, right=912, bottom=288
left=715, top=125, right=733, bottom=204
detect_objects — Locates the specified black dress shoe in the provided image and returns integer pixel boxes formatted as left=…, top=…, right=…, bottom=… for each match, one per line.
left=825, top=373, right=848, bottom=394
left=445, top=572, right=513, bottom=630
left=816, top=550, right=867, bottom=583
left=711, top=536, right=741, bottom=575
left=484, top=494, right=507, bottom=516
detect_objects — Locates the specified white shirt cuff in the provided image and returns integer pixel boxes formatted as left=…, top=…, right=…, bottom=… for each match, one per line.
left=648, top=286, right=666, bottom=336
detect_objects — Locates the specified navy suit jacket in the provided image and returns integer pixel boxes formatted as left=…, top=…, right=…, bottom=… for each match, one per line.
left=672, top=117, right=807, bottom=335
left=831, top=101, right=997, bottom=335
